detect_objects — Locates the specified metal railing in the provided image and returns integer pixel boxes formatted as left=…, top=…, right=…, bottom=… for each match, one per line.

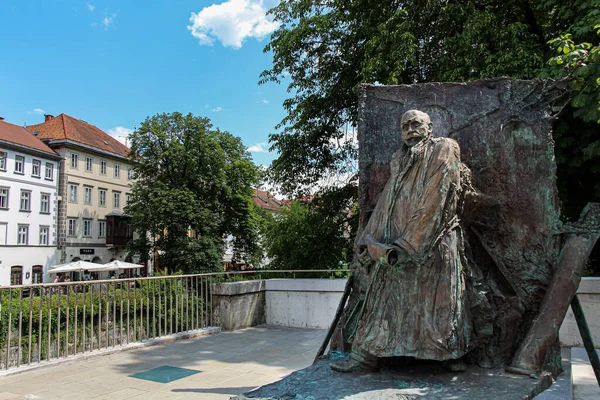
left=0, top=269, right=347, bottom=370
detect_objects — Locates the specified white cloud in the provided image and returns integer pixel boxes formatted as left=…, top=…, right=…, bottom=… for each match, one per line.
left=108, top=126, right=133, bottom=147
left=32, top=108, right=45, bottom=115
left=102, top=14, right=116, bottom=30
left=187, top=0, right=279, bottom=49
left=87, top=3, right=95, bottom=11
left=258, top=99, right=269, bottom=104
left=212, top=106, right=224, bottom=112
left=248, top=142, right=269, bottom=153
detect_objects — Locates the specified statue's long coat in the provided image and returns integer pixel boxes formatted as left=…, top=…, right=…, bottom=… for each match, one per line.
left=352, top=136, right=472, bottom=361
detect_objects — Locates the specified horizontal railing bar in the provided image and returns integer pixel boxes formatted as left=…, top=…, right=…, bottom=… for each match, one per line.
left=3, top=269, right=350, bottom=289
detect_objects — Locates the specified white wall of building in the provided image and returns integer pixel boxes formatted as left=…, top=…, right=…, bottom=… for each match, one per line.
left=0, top=148, right=59, bottom=285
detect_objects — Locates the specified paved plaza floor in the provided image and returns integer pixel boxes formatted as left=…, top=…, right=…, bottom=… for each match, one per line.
left=0, top=326, right=327, bottom=400
left=571, top=347, right=600, bottom=400
left=0, top=326, right=596, bottom=399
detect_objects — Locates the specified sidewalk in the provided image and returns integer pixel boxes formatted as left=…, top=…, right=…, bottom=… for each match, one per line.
left=1, top=329, right=595, bottom=399
left=0, top=326, right=327, bottom=400
left=572, top=347, right=600, bottom=400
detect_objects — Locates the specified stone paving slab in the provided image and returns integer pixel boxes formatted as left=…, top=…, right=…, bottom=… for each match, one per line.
left=571, top=347, right=600, bottom=400
left=0, top=326, right=327, bottom=400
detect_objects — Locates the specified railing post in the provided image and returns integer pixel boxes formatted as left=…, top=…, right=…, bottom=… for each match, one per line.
left=57, top=286, right=61, bottom=358
left=17, top=288, right=23, bottom=367
left=6, top=288, right=13, bottom=369
left=28, top=287, right=33, bottom=365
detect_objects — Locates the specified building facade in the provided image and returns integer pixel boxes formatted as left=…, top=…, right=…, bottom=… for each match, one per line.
left=28, top=114, right=134, bottom=271
left=0, top=119, right=61, bottom=285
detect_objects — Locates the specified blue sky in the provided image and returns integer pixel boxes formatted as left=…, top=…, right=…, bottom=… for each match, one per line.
left=0, top=0, right=286, bottom=166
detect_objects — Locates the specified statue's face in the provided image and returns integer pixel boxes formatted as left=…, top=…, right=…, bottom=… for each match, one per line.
left=401, top=110, right=432, bottom=147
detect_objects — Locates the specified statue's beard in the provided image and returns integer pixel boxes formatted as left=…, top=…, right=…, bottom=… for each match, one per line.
left=405, top=135, right=427, bottom=147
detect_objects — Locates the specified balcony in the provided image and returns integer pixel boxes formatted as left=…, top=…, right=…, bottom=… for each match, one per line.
left=106, top=212, right=133, bottom=247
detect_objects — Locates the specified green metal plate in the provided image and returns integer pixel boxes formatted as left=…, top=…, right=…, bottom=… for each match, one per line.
left=129, top=365, right=200, bottom=383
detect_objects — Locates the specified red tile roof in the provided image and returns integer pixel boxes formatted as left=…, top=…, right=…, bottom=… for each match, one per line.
left=253, top=189, right=282, bottom=212
left=27, top=114, right=130, bottom=158
left=0, top=120, right=58, bottom=157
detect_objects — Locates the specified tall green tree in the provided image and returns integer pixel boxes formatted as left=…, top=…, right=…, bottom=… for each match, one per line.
left=261, top=0, right=600, bottom=214
left=126, top=112, right=261, bottom=273
left=264, top=186, right=358, bottom=270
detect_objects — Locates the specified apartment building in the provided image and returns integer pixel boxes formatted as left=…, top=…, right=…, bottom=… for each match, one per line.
left=28, top=114, right=134, bottom=269
left=0, top=118, right=61, bottom=285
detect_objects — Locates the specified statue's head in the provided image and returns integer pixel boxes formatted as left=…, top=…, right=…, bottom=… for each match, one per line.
left=401, top=110, right=432, bottom=147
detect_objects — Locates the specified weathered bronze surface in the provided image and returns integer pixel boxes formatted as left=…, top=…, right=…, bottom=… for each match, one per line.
left=508, top=203, right=600, bottom=375
left=333, top=109, right=476, bottom=368
left=330, top=79, right=585, bottom=374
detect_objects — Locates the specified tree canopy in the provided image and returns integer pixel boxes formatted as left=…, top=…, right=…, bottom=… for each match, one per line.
left=126, top=112, right=261, bottom=273
left=264, top=186, right=358, bottom=270
left=261, top=0, right=600, bottom=215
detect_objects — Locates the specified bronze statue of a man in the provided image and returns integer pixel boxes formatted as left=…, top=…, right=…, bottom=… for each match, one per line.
left=332, top=110, right=473, bottom=372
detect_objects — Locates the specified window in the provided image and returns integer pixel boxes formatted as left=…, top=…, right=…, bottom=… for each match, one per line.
left=40, top=193, right=50, bottom=213
left=127, top=167, right=133, bottom=180
left=15, top=155, right=24, bottom=174
left=0, top=187, right=8, bottom=209
left=32, top=265, right=43, bottom=284
left=84, top=186, right=93, bottom=205
left=99, top=189, right=107, bottom=207
left=17, top=225, right=28, bottom=244
left=11, top=266, right=23, bottom=286
left=69, top=184, right=78, bottom=203
left=32, top=159, right=41, bottom=177
left=100, top=160, right=107, bottom=175
left=45, top=162, right=53, bottom=180
left=98, top=220, right=106, bottom=237
left=113, top=191, right=121, bottom=209
left=85, top=156, right=93, bottom=172
left=126, top=193, right=131, bottom=205
left=68, top=218, right=77, bottom=236
left=83, top=219, right=92, bottom=237
left=0, top=152, right=6, bottom=171
left=39, top=226, right=49, bottom=245
left=20, top=190, right=31, bottom=211
left=114, top=164, right=120, bottom=178
left=70, top=153, right=78, bottom=169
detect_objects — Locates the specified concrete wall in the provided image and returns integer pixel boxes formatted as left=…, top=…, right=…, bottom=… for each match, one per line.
left=265, top=279, right=346, bottom=329
left=212, top=280, right=266, bottom=330
left=213, top=276, right=600, bottom=347
left=211, top=278, right=347, bottom=331
left=559, top=277, right=600, bottom=348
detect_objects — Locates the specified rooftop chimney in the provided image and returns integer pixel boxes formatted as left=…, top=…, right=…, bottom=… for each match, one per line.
left=44, top=114, right=53, bottom=122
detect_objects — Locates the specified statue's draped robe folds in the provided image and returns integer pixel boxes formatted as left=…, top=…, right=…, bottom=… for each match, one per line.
left=352, top=136, right=471, bottom=361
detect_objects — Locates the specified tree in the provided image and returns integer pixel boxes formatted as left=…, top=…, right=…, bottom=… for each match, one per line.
left=261, top=0, right=600, bottom=274
left=126, top=112, right=261, bottom=273
left=264, top=187, right=358, bottom=270
left=261, top=0, right=600, bottom=208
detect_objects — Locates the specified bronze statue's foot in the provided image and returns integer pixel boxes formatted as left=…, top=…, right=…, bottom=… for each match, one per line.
left=330, top=358, right=377, bottom=373
left=442, top=358, right=467, bottom=372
